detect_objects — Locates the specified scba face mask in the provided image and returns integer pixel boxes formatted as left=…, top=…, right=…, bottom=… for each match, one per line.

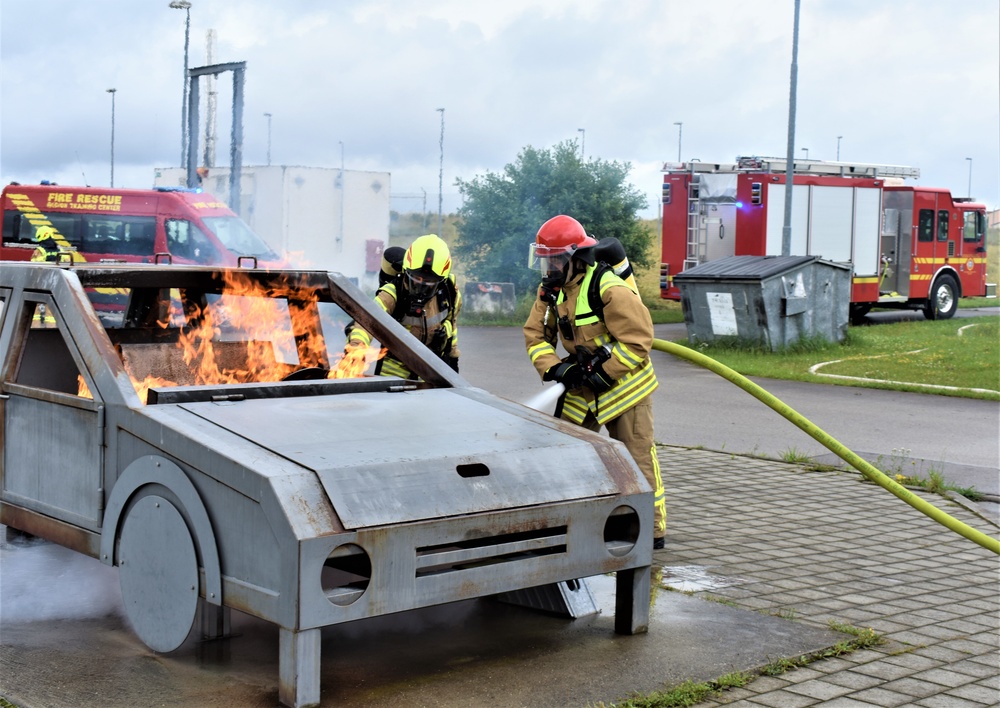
left=405, top=269, right=443, bottom=304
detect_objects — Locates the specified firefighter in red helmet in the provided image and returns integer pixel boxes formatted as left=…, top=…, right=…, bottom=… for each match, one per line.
left=524, top=215, right=666, bottom=549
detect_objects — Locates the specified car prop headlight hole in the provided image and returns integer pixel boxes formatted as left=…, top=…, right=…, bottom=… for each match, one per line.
left=322, top=543, right=371, bottom=606
left=603, top=505, right=639, bottom=557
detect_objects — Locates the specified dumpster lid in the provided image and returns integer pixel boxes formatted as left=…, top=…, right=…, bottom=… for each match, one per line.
left=674, top=255, right=847, bottom=281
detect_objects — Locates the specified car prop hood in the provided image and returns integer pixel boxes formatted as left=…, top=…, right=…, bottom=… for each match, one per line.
left=175, top=387, right=625, bottom=529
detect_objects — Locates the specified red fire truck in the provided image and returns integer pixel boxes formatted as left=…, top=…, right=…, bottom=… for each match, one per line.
left=659, top=157, right=993, bottom=321
left=1, top=182, right=282, bottom=267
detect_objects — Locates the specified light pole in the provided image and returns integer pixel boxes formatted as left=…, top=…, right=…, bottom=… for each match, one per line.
left=801, top=147, right=809, bottom=160
left=436, top=107, right=445, bottom=236
left=836, top=135, right=842, bottom=161
left=577, top=128, right=585, bottom=159
left=780, top=0, right=801, bottom=257
left=673, top=122, right=682, bottom=162
left=169, top=1, right=192, bottom=171
left=264, top=112, right=272, bottom=166
left=106, top=88, right=117, bottom=187
left=966, top=157, right=972, bottom=198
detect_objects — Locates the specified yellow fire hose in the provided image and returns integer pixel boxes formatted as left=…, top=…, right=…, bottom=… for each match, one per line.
left=651, top=338, right=1000, bottom=556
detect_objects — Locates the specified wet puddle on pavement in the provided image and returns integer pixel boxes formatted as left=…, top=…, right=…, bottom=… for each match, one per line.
left=658, top=565, right=748, bottom=592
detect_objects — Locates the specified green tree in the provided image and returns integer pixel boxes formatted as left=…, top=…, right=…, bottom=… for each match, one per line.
left=454, top=141, right=653, bottom=295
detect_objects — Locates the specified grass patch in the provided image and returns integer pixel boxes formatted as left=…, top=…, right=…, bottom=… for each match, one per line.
left=459, top=293, right=535, bottom=327
left=893, top=469, right=984, bottom=502
left=770, top=607, right=799, bottom=621
left=603, top=622, right=883, bottom=707
left=458, top=294, right=684, bottom=326
left=960, top=296, right=998, bottom=309
left=837, top=448, right=983, bottom=501
left=602, top=672, right=755, bottom=708
left=648, top=304, right=685, bottom=324
left=687, top=317, right=999, bottom=400
left=780, top=446, right=812, bottom=464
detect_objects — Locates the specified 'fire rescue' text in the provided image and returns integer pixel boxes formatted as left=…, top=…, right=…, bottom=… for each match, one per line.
left=46, top=193, right=123, bottom=212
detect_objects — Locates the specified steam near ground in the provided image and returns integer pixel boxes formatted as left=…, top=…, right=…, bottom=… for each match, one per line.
left=0, top=525, right=123, bottom=623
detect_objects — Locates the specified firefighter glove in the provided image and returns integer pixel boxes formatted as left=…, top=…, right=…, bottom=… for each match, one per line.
left=585, top=364, right=614, bottom=394
left=443, top=355, right=459, bottom=373
left=544, top=362, right=584, bottom=390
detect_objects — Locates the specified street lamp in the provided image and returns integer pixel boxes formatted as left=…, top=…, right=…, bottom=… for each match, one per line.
left=169, top=0, right=192, bottom=171
left=577, top=128, right=585, bottom=159
left=801, top=147, right=809, bottom=160
left=106, top=88, right=117, bottom=187
left=966, top=157, right=973, bottom=198
left=673, top=122, right=682, bottom=162
left=436, top=107, right=445, bottom=236
left=780, top=0, right=801, bottom=257
left=264, top=112, right=272, bottom=166
left=836, top=135, right=843, bottom=161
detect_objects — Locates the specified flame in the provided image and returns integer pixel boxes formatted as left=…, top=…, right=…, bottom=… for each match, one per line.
left=77, top=376, right=93, bottom=399
left=329, top=342, right=386, bottom=379
left=131, top=374, right=180, bottom=402
left=119, top=270, right=378, bottom=402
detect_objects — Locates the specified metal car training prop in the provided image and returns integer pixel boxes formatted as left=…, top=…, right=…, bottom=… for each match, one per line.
left=0, top=262, right=653, bottom=708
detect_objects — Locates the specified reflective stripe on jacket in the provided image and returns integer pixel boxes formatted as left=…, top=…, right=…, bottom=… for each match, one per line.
left=524, top=263, right=657, bottom=425
left=350, top=277, right=461, bottom=379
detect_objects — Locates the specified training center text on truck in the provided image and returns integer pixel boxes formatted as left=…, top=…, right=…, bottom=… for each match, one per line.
left=659, top=157, right=993, bottom=322
left=1, top=183, right=281, bottom=267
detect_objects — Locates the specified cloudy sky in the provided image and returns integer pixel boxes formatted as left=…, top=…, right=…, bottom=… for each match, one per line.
left=2, top=0, right=998, bottom=218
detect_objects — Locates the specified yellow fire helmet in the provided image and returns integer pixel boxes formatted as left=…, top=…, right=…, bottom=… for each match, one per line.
left=34, top=225, right=58, bottom=242
left=403, top=234, right=451, bottom=302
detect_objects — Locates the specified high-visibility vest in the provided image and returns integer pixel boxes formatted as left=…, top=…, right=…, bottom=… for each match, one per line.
left=555, top=264, right=657, bottom=425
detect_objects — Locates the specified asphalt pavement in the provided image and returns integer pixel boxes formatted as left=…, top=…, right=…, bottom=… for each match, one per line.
left=456, top=311, right=1000, bottom=520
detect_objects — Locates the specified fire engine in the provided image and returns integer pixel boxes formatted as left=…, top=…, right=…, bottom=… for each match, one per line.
left=659, top=157, right=993, bottom=321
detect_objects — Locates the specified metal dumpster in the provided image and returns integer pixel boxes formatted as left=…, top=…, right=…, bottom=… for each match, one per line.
left=0, top=262, right=653, bottom=708
left=674, top=255, right=851, bottom=350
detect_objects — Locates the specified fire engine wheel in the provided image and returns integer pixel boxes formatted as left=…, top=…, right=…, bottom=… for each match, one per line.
left=849, top=304, right=871, bottom=326
left=924, top=274, right=959, bottom=321
left=118, top=495, right=199, bottom=653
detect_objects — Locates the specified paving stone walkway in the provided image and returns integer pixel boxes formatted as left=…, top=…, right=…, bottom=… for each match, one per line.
left=653, top=446, right=1000, bottom=708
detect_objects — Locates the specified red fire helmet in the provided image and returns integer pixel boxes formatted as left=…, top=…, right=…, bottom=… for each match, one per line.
left=534, top=215, right=598, bottom=257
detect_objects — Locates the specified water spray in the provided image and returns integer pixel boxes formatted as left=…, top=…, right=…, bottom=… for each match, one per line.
left=523, top=382, right=565, bottom=413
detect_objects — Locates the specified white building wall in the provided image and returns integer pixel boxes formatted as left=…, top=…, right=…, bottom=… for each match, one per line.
left=153, top=165, right=390, bottom=287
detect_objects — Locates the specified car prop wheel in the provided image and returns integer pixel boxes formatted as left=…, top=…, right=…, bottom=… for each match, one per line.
left=118, top=495, right=199, bottom=652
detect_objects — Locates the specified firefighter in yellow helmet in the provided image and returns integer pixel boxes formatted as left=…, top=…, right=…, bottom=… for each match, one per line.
left=349, top=234, right=462, bottom=377
left=30, top=226, right=64, bottom=263
left=523, top=215, right=666, bottom=549
left=27, top=227, right=60, bottom=326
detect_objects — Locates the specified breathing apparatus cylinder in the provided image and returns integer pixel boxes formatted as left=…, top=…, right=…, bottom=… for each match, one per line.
left=379, top=246, right=406, bottom=287
left=595, top=237, right=638, bottom=294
